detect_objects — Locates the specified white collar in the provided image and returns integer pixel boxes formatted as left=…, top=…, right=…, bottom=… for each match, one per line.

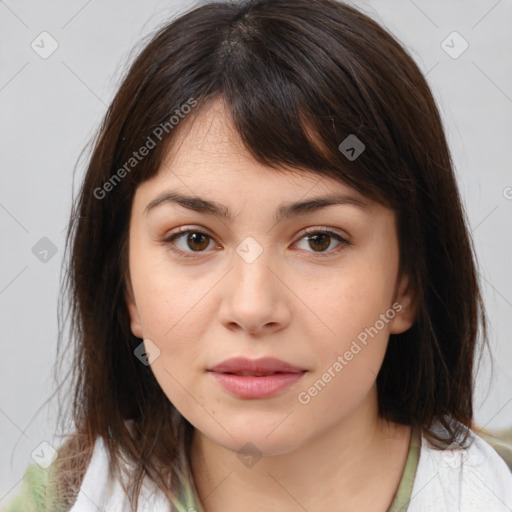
left=68, top=436, right=173, bottom=512
left=407, top=427, right=512, bottom=511
left=69, top=426, right=512, bottom=511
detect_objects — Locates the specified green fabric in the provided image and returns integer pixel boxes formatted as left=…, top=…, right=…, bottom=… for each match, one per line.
left=2, top=461, right=65, bottom=512
left=387, top=426, right=421, bottom=512
left=3, top=426, right=511, bottom=512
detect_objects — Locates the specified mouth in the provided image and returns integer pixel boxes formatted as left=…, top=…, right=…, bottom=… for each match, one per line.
left=207, top=357, right=307, bottom=399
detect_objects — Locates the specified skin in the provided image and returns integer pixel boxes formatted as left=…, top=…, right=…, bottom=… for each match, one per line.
left=126, top=98, right=417, bottom=512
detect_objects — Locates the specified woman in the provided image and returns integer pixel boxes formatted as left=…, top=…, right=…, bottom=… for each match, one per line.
left=4, top=0, right=512, bottom=510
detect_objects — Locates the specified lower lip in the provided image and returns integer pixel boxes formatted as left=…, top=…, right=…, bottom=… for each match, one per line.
left=209, top=371, right=306, bottom=399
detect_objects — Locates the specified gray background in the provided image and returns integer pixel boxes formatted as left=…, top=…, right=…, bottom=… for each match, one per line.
left=1, top=0, right=511, bottom=503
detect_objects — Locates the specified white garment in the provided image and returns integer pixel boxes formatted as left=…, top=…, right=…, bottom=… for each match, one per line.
left=68, top=436, right=174, bottom=512
left=407, top=428, right=512, bottom=512
left=69, top=427, right=512, bottom=512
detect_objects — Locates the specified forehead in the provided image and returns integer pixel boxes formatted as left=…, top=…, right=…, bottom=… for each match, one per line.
left=138, top=98, right=370, bottom=207
left=160, top=98, right=270, bottom=177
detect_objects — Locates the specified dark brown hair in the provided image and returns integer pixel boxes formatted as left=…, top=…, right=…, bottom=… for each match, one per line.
left=50, top=0, right=489, bottom=508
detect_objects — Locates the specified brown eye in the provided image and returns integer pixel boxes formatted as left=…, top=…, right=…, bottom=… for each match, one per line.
left=164, top=229, right=217, bottom=257
left=295, top=228, right=350, bottom=257
left=185, top=232, right=211, bottom=251
left=306, top=233, right=332, bottom=252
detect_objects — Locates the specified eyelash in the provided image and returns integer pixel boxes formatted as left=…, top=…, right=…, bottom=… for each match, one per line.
left=162, top=226, right=351, bottom=259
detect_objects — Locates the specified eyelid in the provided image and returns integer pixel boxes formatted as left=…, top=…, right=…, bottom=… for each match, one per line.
left=298, top=225, right=350, bottom=240
left=167, top=224, right=215, bottom=238
left=163, top=225, right=350, bottom=241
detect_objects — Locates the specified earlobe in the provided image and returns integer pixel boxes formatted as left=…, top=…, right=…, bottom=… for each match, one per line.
left=125, top=287, right=144, bottom=339
left=389, top=274, right=418, bottom=335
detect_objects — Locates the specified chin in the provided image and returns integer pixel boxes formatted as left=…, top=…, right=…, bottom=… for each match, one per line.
left=204, top=422, right=306, bottom=458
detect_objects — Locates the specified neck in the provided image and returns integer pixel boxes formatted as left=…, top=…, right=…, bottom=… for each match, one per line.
left=188, top=387, right=412, bottom=512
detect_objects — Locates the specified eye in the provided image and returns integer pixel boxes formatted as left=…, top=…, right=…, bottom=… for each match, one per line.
left=294, top=227, right=351, bottom=257
left=163, top=227, right=218, bottom=257
left=162, top=226, right=351, bottom=259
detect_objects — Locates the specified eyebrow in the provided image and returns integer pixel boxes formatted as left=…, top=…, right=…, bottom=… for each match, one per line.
left=144, top=190, right=369, bottom=223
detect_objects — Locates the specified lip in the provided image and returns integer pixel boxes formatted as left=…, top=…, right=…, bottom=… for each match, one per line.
left=208, top=357, right=306, bottom=399
left=208, top=357, right=305, bottom=374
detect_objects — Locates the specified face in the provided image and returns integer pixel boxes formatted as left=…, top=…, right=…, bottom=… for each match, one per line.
left=126, top=98, right=415, bottom=456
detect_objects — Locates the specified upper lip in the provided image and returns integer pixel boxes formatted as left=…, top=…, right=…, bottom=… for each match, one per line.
left=208, top=357, right=305, bottom=374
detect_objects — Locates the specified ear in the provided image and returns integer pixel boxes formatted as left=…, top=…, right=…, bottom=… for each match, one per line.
left=389, top=273, right=417, bottom=335
left=125, top=283, right=144, bottom=339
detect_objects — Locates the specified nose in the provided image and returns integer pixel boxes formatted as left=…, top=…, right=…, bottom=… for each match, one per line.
left=218, top=244, right=292, bottom=336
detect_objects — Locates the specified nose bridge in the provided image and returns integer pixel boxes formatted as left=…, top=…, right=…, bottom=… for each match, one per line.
left=233, top=235, right=275, bottom=299
left=221, top=234, right=288, bottom=333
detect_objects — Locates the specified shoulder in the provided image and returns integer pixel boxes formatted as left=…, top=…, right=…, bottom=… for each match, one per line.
left=474, top=425, right=512, bottom=472
left=408, top=422, right=512, bottom=511
left=1, top=463, right=51, bottom=512
left=1, top=432, right=94, bottom=512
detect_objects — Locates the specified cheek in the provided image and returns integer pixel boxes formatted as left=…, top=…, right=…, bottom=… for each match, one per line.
left=300, top=262, right=396, bottom=385
left=131, top=268, right=214, bottom=410
left=295, top=275, right=392, bottom=417
left=136, top=280, right=209, bottom=356
left=308, top=264, right=395, bottom=338
left=130, top=243, right=212, bottom=343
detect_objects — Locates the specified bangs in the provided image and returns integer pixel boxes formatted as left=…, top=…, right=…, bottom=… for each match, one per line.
left=119, top=1, right=421, bottom=210
left=207, top=6, right=399, bottom=206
